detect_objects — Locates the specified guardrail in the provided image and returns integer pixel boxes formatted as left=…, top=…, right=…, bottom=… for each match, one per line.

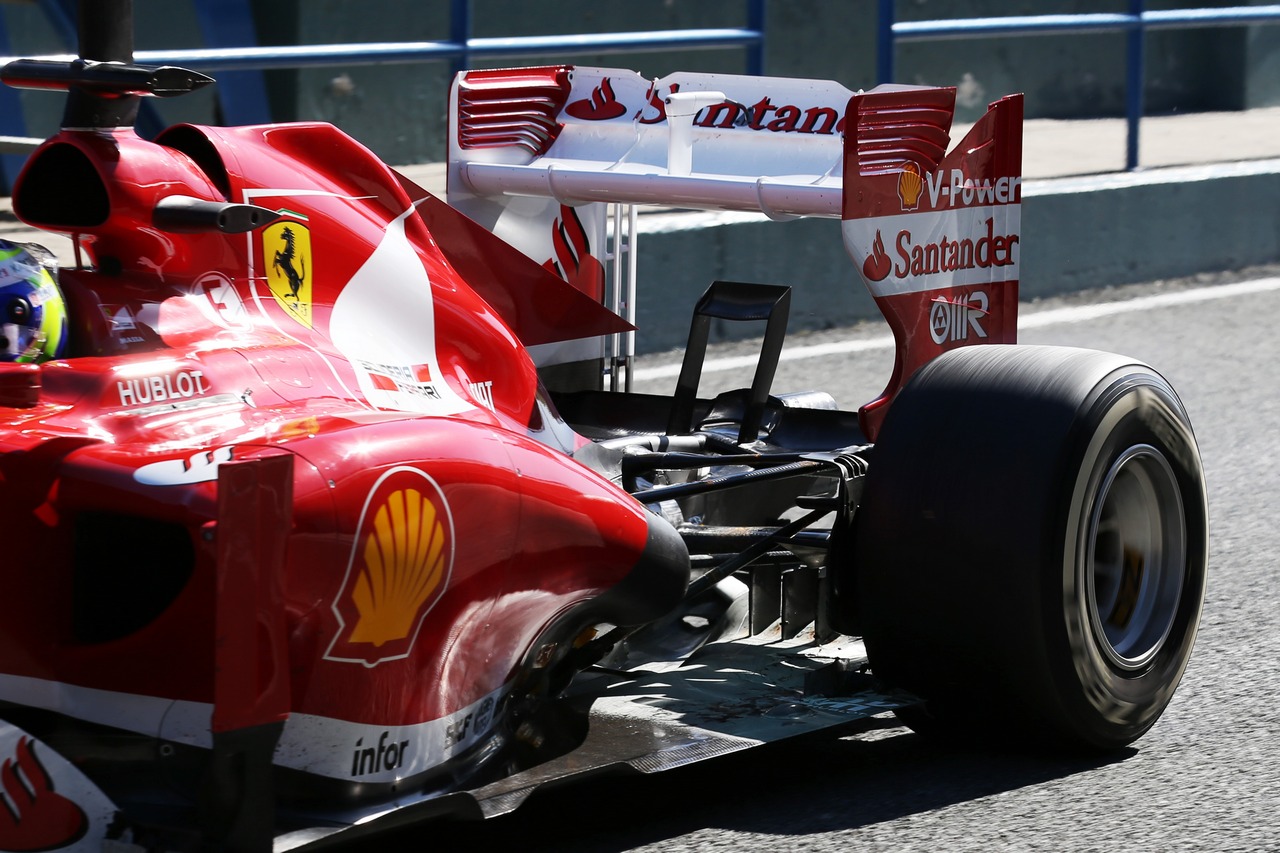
left=877, top=1, right=1280, bottom=171
left=0, top=0, right=766, bottom=190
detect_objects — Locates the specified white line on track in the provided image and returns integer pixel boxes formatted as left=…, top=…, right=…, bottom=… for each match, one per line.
left=633, top=276, right=1280, bottom=382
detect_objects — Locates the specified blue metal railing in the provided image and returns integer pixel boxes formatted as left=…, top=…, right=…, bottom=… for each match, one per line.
left=0, top=0, right=765, bottom=188
left=877, top=1, right=1280, bottom=171
left=127, top=29, right=766, bottom=75
left=19, top=0, right=765, bottom=108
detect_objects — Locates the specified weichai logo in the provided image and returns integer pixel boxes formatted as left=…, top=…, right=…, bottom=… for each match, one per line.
left=325, top=467, right=454, bottom=666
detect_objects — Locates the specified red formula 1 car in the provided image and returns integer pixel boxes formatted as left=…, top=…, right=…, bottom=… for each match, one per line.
left=0, top=3, right=1207, bottom=850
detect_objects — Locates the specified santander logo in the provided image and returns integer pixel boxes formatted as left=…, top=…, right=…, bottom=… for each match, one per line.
left=0, top=737, right=89, bottom=851
left=566, top=78, right=847, bottom=137
left=893, top=217, right=1018, bottom=279
left=851, top=213, right=1020, bottom=291
left=862, top=230, right=892, bottom=282
left=543, top=204, right=605, bottom=301
left=565, top=77, right=627, bottom=120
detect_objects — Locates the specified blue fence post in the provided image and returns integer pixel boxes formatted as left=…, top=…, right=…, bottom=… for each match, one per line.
left=877, top=0, right=895, bottom=83
left=1126, top=0, right=1146, bottom=171
left=746, top=0, right=765, bottom=76
left=451, top=0, right=470, bottom=77
left=191, top=0, right=272, bottom=125
left=38, top=0, right=76, bottom=43
left=0, top=9, right=31, bottom=194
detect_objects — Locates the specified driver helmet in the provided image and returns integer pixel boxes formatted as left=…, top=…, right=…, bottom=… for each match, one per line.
left=0, top=241, right=66, bottom=363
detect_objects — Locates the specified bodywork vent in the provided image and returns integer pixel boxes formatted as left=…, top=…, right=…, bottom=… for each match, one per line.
left=456, top=65, right=572, bottom=155
left=14, top=142, right=109, bottom=227
left=73, top=513, right=195, bottom=643
left=848, top=87, right=955, bottom=176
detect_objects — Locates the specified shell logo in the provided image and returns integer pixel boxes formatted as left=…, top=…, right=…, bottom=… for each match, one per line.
left=325, top=467, right=454, bottom=666
left=897, top=161, right=924, bottom=211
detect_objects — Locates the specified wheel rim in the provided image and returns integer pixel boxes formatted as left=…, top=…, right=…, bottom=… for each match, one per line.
left=1085, top=445, right=1186, bottom=672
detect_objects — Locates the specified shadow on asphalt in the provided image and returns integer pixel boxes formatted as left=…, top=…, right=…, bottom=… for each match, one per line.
left=371, top=716, right=1136, bottom=852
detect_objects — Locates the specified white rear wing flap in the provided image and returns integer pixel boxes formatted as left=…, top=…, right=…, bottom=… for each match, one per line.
left=448, top=65, right=852, bottom=218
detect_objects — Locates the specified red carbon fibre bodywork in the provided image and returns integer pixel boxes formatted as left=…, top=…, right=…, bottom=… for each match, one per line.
left=0, top=119, right=677, bottom=764
left=3, top=417, right=652, bottom=719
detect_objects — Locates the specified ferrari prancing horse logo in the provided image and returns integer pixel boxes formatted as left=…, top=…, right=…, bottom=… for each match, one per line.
left=263, top=219, right=313, bottom=329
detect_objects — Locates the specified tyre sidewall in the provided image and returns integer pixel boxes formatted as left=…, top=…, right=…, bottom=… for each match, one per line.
left=1049, top=371, right=1208, bottom=747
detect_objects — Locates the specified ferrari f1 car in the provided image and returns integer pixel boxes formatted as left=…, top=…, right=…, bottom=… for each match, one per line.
left=0, top=2, right=1207, bottom=850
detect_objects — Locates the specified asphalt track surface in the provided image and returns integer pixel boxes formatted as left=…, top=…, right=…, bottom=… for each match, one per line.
left=403, top=268, right=1280, bottom=852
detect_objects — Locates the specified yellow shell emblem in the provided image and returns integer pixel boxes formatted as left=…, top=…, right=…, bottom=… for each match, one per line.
left=348, top=488, right=448, bottom=647
left=897, top=161, right=924, bottom=211
left=325, top=467, right=454, bottom=666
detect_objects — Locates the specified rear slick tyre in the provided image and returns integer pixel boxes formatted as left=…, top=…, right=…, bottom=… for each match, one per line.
left=853, top=346, right=1208, bottom=750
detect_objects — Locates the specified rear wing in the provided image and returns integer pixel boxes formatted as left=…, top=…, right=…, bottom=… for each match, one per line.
left=447, top=66, right=1022, bottom=437
left=448, top=66, right=850, bottom=217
